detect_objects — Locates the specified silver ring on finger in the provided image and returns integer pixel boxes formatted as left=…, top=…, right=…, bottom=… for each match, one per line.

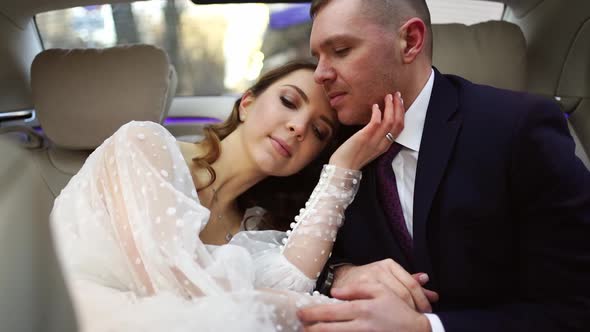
left=385, top=132, right=394, bottom=143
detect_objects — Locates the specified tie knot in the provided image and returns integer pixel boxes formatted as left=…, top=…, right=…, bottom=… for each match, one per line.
left=377, top=142, right=403, bottom=168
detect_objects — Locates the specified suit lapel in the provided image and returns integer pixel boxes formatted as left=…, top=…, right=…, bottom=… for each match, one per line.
left=412, top=69, right=462, bottom=279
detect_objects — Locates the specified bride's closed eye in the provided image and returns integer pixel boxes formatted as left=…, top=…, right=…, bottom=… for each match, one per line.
left=281, top=94, right=329, bottom=141
left=313, top=125, right=328, bottom=141
left=280, top=95, right=297, bottom=109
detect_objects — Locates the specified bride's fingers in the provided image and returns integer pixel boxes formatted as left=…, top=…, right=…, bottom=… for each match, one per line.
left=382, top=93, right=394, bottom=126
left=370, top=105, right=390, bottom=150
left=370, top=103, right=382, bottom=126
left=359, top=104, right=389, bottom=156
left=362, top=104, right=382, bottom=139
left=375, top=95, right=395, bottom=150
left=361, top=104, right=383, bottom=140
left=360, top=96, right=398, bottom=151
left=391, top=92, right=405, bottom=137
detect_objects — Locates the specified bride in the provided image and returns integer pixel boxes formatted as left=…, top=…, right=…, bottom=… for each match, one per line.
left=50, top=61, right=405, bottom=331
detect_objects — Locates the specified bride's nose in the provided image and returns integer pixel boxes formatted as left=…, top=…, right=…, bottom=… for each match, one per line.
left=287, top=120, right=306, bottom=141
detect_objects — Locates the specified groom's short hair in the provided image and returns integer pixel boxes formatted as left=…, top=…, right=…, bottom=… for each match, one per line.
left=310, top=0, right=431, bottom=31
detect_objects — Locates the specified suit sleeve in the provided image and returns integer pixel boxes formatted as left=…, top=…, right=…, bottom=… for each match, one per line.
left=437, top=98, right=590, bottom=331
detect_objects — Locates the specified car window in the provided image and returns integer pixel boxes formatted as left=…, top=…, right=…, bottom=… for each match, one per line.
left=35, top=0, right=504, bottom=97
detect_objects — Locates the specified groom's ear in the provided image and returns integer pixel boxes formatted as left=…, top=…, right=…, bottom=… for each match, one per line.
left=398, top=17, right=427, bottom=64
left=239, top=90, right=255, bottom=121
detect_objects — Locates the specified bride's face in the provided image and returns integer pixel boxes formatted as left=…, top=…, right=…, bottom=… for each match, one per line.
left=238, top=69, right=338, bottom=176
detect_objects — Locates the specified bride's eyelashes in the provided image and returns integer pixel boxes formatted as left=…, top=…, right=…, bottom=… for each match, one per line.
left=280, top=95, right=297, bottom=109
left=313, top=125, right=327, bottom=141
left=279, top=91, right=329, bottom=141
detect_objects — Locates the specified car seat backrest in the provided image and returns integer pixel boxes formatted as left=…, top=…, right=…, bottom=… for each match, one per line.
left=432, top=21, right=527, bottom=92
left=30, top=44, right=177, bottom=195
left=432, top=20, right=590, bottom=169
left=0, top=137, right=78, bottom=332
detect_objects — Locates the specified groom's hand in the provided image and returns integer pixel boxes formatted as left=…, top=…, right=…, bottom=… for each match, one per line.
left=298, top=282, right=432, bottom=332
left=333, top=259, right=438, bottom=313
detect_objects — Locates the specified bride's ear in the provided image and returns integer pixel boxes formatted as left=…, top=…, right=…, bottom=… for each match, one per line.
left=239, top=91, right=255, bottom=122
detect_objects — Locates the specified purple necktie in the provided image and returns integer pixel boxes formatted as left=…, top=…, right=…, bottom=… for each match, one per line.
left=376, top=142, right=413, bottom=262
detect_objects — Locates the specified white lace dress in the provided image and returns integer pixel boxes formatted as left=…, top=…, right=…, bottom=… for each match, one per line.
left=50, top=121, right=362, bottom=332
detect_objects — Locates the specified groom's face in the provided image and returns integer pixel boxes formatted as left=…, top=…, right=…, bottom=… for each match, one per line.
left=310, top=0, right=402, bottom=126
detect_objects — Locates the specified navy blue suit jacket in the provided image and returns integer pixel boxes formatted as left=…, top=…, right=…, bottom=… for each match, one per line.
left=326, top=69, right=590, bottom=331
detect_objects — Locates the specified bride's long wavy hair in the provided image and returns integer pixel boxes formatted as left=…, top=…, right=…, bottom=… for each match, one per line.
left=193, top=61, right=338, bottom=231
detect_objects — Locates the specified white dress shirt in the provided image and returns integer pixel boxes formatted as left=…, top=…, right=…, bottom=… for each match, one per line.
left=393, top=69, right=432, bottom=238
left=390, top=69, right=445, bottom=332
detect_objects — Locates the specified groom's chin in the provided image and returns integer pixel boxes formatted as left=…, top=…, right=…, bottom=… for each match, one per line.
left=335, top=109, right=371, bottom=127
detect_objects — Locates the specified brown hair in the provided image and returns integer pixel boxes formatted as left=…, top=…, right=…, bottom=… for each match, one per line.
left=310, top=0, right=433, bottom=58
left=193, top=60, right=338, bottom=231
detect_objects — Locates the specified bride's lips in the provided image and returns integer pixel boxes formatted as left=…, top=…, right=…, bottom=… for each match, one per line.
left=270, top=136, right=292, bottom=158
left=328, top=91, right=346, bottom=108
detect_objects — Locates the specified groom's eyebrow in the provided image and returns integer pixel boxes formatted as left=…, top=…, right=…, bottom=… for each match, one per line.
left=283, top=84, right=310, bottom=104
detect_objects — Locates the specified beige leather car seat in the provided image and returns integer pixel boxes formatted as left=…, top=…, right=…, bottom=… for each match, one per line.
left=31, top=44, right=177, bottom=195
left=432, top=21, right=590, bottom=169
left=503, top=0, right=590, bottom=170
left=0, top=137, right=78, bottom=332
left=0, top=44, right=177, bottom=331
left=433, top=21, right=528, bottom=92
left=0, top=137, right=76, bottom=332
left=556, top=28, right=590, bottom=170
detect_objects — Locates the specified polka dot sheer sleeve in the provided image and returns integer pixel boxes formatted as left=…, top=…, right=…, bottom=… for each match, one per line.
left=236, top=165, right=362, bottom=293
left=281, top=165, right=362, bottom=279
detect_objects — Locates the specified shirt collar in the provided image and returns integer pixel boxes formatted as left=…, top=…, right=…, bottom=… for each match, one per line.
left=395, top=69, right=434, bottom=152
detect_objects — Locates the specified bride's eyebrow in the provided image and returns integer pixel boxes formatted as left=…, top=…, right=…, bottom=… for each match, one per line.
left=282, top=84, right=309, bottom=104
left=282, top=84, right=335, bottom=133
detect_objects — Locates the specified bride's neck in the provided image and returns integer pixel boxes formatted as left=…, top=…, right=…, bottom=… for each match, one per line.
left=197, top=132, right=265, bottom=209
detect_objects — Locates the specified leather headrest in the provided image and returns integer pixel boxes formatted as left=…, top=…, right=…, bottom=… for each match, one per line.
left=432, top=21, right=527, bottom=91
left=31, top=45, right=176, bottom=149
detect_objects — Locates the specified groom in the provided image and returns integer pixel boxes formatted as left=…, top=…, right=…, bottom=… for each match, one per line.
left=299, top=0, right=590, bottom=331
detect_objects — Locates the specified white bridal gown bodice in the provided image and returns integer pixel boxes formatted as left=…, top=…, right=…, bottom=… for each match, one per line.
left=50, top=121, right=361, bottom=331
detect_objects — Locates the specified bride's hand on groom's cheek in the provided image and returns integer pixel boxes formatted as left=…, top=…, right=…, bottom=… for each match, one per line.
left=329, top=92, right=405, bottom=170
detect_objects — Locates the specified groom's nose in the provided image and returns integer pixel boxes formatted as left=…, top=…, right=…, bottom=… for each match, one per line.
left=313, top=59, right=336, bottom=85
